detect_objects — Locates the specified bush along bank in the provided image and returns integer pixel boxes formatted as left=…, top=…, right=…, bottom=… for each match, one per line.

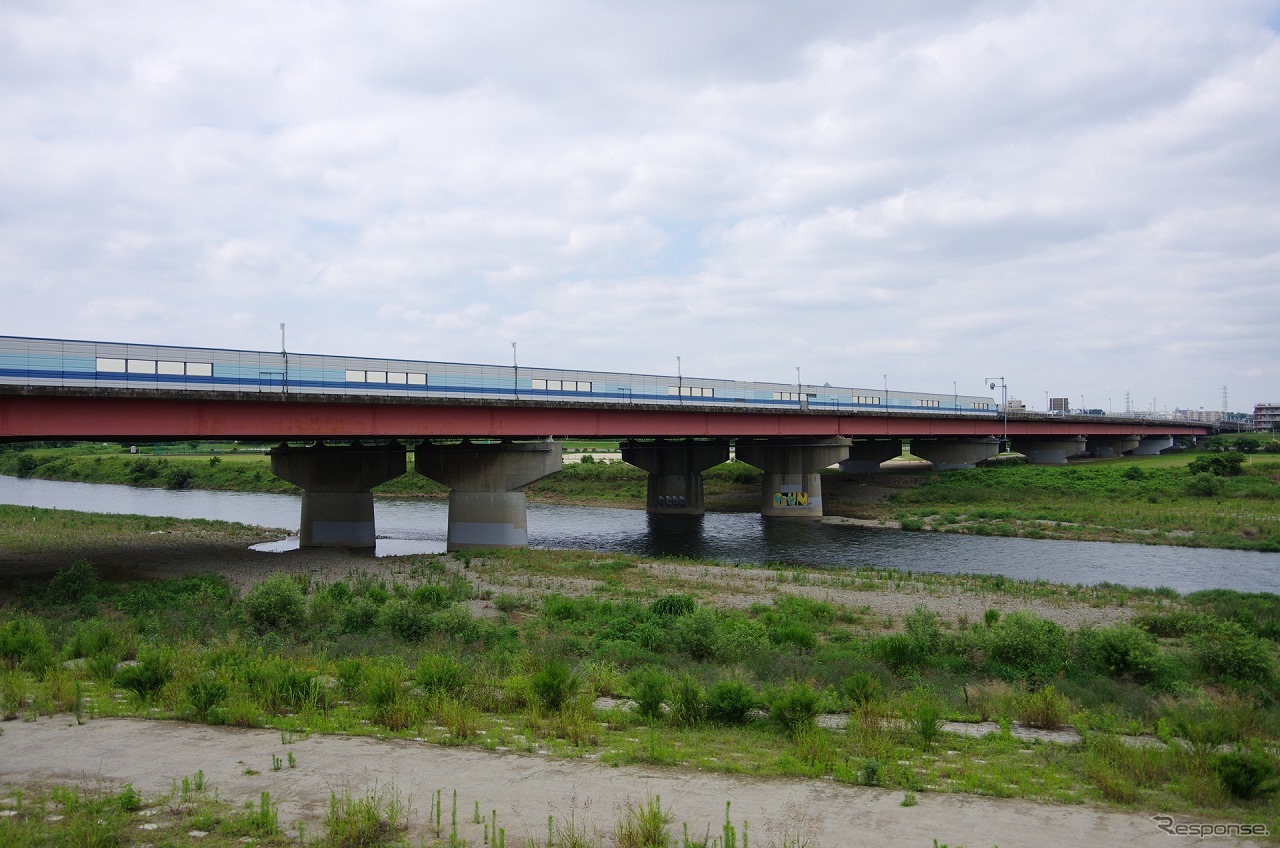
left=888, top=457, right=1280, bottom=552
left=2, top=554, right=1279, bottom=833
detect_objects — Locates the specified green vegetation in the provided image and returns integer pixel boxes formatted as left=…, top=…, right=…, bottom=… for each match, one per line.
left=886, top=455, right=1280, bottom=551
left=2, top=531, right=1279, bottom=835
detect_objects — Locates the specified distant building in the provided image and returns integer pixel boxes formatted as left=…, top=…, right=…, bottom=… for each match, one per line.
left=1006, top=399, right=1027, bottom=411
left=1176, top=408, right=1224, bottom=424
left=1256, top=402, right=1280, bottom=432
left=1049, top=397, right=1070, bottom=413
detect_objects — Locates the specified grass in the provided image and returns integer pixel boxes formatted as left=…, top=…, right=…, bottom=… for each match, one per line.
left=881, top=454, right=1280, bottom=551
left=2, top=523, right=1279, bottom=836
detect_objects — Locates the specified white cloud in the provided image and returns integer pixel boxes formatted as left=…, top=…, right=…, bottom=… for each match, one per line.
left=0, top=0, right=1277, bottom=410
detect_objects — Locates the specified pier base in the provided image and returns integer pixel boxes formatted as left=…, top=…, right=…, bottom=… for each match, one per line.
left=416, top=440, right=563, bottom=550
left=735, top=437, right=850, bottom=518
left=620, top=439, right=729, bottom=514
left=269, top=443, right=407, bottom=548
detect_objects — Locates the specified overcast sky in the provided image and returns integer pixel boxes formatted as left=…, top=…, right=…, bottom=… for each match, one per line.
left=2, top=1, right=1277, bottom=413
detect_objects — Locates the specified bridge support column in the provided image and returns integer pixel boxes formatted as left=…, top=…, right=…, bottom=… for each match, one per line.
left=1087, top=436, right=1141, bottom=458
left=415, top=440, right=563, bottom=551
left=837, top=439, right=904, bottom=473
left=270, top=443, right=407, bottom=548
left=1130, top=435, right=1175, bottom=456
left=1008, top=436, right=1088, bottom=465
left=620, top=439, right=728, bottom=514
left=909, top=438, right=1001, bottom=470
left=735, top=437, right=850, bottom=518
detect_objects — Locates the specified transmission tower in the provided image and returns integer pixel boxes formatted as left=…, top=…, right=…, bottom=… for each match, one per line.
left=1222, top=385, right=1229, bottom=413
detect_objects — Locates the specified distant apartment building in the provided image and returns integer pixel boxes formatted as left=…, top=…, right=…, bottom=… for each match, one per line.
left=1049, top=397, right=1070, bottom=413
left=1176, top=408, right=1224, bottom=424
left=1256, top=402, right=1280, bottom=432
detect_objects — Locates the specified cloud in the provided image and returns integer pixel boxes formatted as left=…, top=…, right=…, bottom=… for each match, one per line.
left=0, top=0, right=1277, bottom=410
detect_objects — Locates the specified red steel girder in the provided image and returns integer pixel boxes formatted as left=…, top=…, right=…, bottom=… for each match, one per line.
left=0, top=393, right=1212, bottom=441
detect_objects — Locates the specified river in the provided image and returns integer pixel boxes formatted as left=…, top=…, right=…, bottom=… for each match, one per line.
left=1, top=475, right=1277, bottom=594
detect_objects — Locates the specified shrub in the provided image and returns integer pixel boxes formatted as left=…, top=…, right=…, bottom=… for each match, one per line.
left=705, top=678, right=756, bottom=725
left=1213, top=746, right=1280, bottom=800
left=630, top=667, right=670, bottom=720
left=531, top=659, right=579, bottom=712
left=840, top=671, right=883, bottom=710
left=416, top=653, right=468, bottom=696
left=378, top=599, right=432, bottom=641
left=769, top=623, right=818, bottom=653
left=670, top=674, right=705, bottom=726
left=241, top=575, right=307, bottom=633
left=1186, top=472, right=1225, bottom=497
left=1018, top=685, right=1071, bottom=729
left=672, top=608, right=719, bottom=660
left=115, top=646, right=174, bottom=701
left=1188, top=452, right=1247, bottom=477
left=342, top=597, right=381, bottom=633
left=649, top=594, right=696, bottom=617
left=906, top=689, right=945, bottom=747
left=1192, top=621, right=1276, bottom=688
left=872, top=634, right=922, bottom=672
left=186, top=677, right=228, bottom=718
left=0, top=615, right=55, bottom=674
left=769, top=681, right=820, bottom=733
left=1081, top=623, right=1161, bottom=682
left=903, top=605, right=942, bottom=658
left=986, top=612, right=1069, bottom=682
left=46, top=560, right=100, bottom=605
left=712, top=617, right=769, bottom=664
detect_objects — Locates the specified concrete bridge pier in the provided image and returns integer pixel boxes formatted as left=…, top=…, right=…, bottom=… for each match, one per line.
left=837, top=439, right=904, bottom=473
left=1130, top=435, right=1175, bottom=456
left=735, top=437, right=851, bottom=518
left=415, top=440, right=563, bottom=551
left=1087, top=436, right=1141, bottom=458
left=909, top=438, right=1001, bottom=470
left=620, top=439, right=729, bottom=514
left=270, top=442, right=407, bottom=547
left=1009, top=436, right=1088, bottom=465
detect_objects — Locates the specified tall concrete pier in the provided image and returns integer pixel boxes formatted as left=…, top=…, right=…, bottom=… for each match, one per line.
left=620, top=439, right=729, bottom=514
left=416, top=440, right=563, bottom=550
left=270, top=442, right=407, bottom=547
left=735, top=437, right=851, bottom=518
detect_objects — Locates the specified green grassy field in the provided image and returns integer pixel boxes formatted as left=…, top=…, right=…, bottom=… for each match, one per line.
left=2, top=516, right=1279, bottom=841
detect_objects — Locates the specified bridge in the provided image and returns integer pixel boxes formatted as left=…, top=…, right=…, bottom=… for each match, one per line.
left=1, top=383, right=1210, bottom=552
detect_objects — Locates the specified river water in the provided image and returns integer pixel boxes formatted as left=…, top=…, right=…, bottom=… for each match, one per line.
left=1, top=475, right=1277, bottom=594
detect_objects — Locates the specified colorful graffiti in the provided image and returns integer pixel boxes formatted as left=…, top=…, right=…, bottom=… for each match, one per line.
left=772, top=491, right=809, bottom=508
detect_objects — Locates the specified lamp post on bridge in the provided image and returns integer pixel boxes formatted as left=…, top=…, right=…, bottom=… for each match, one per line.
left=677, top=355, right=682, bottom=404
left=512, top=341, right=518, bottom=400
left=986, top=376, right=1008, bottom=453
left=280, top=322, right=288, bottom=396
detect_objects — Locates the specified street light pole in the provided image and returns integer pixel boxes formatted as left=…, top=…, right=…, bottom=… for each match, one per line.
left=677, top=355, right=682, bottom=403
left=279, top=323, right=287, bottom=396
left=512, top=342, right=518, bottom=400
left=985, top=376, right=1008, bottom=452
left=796, top=366, right=802, bottom=409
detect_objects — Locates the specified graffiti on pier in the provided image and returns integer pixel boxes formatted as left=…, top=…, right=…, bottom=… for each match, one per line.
left=772, top=491, right=809, bottom=508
